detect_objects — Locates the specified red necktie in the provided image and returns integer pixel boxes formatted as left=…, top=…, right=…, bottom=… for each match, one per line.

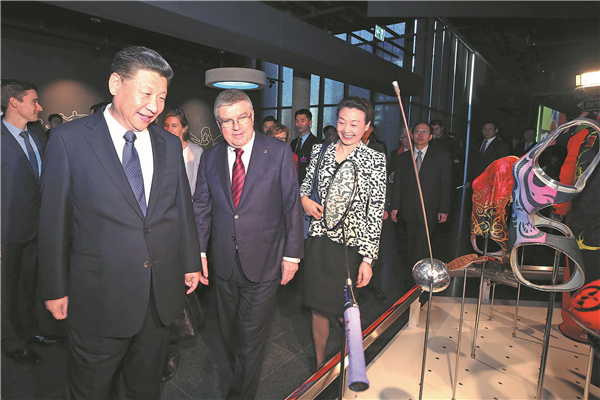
left=232, top=148, right=245, bottom=209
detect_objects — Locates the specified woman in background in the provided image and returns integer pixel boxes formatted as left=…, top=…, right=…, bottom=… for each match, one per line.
left=266, top=122, right=298, bottom=171
left=164, top=108, right=203, bottom=194
left=161, top=108, right=204, bottom=382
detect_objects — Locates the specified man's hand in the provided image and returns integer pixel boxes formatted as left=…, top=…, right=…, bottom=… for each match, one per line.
left=46, top=296, right=68, bottom=320
left=301, top=196, right=323, bottom=220
left=391, top=209, right=398, bottom=223
left=185, top=272, right=201, bottom=294
left=281, top=259, right=299, bottom=285
left=383, top=210, right=389, bottom=221
left=199, top=256, right=209, bottom=286
left=438, top=213, right=448, bottom=223
left=356, top=262, right=373, bottom=288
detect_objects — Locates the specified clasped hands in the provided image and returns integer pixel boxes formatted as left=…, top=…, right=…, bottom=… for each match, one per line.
left=301, top=196, right=323, bottom=220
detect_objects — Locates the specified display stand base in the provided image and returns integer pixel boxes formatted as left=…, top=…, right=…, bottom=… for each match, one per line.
left=353, top=297, right=597, bottom=400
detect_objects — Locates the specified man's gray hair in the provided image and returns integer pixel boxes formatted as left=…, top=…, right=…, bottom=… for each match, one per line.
left=214, top=89, right=253, bottom=121
left=111, top=46, right=173, bottom=83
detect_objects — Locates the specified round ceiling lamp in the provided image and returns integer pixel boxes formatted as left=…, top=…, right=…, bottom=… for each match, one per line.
left=205, top=67, right=266, bottom=90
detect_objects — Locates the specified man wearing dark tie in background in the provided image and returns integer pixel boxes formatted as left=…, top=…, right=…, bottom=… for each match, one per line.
left=391, top=122, right=452, bottom=266
left=1, top=79, right=61, bottom=365
left=468, top=121, right=510, bottom=185
left=194, top=89, right=303, bottom=399
left=290, top=109, right=321, bottom=185
left=38, top=46, right=201, bottom=399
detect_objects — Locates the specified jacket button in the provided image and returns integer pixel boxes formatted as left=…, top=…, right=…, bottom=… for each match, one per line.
left=234, top=215, right=239, bottom=220
left=143, top=261, right=150, bottom=268
left=231, top=236, right=236, bottom=241
left=144, top=228, right=151, bottom=234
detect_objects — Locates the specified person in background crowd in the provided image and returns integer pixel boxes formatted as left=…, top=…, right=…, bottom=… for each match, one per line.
left=266, top=122, right=298, bottom=171
left=291, top=109, right=321, bottom=185
left=262, top=115, right=277, bottom=134
left=46, top=113, right=63, bottom=138
left=323, top=125, right=337, bottom=143
left=391, top=122, right=452, bottom=266
left=362, top=124, right=389, bottom=303
left=467, top=121, right=510, bottom=186
left=512, top=127, right=537, bottom=157
left=161, top=107, right=204, bottom=382
left=164, top=108, right=204, bottom=194
left=2, top=79, right=61, bottom=366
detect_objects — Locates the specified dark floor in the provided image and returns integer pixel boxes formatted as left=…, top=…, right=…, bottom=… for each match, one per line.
left=1, top=189, right=553, bottom=399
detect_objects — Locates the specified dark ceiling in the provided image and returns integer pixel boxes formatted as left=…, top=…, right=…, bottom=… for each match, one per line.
left=3, top=1, right=599, bottom=118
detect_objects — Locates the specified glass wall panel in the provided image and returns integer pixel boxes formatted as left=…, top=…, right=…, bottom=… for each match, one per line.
left=348, top=85, right=370, bottom=99
left=323, top=106, right=338, bottom=128
left=323, top=78, right=344, bottom=105
left=310, top=75, right=320, bottom=106
left=374, top=104, right=401, bottom=157
left=281, top=67, right=293, bottom=107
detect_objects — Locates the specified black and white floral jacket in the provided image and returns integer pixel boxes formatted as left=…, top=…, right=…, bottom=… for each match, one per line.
left=299, top=141, right=387, bottom=259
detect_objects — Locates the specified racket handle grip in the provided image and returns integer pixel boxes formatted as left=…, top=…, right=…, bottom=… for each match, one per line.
left=344, top=305, right=369, bottom=392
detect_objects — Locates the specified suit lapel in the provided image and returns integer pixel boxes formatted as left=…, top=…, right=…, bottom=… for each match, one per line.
left=216, top=142, right=235, bottom=210
left=146, top=127, right=166, bottom=221
left=238, top=132, right=266, bottom=208
left=83, top=113, right=145, bottom=220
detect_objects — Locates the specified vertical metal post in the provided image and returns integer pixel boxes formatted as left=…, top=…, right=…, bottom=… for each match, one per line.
left=536, top=250, right=561, bottom=399
left=583, top=346, right=594, bottom=400
left=418, top=279, right=435, bottom=400
left=452, top=269, right=469, bottom=400
left=471, top=231, right=490, bottom=358
left=513, top=248, right=525, bottom=337
left=489, top=283, right=496, bottom=320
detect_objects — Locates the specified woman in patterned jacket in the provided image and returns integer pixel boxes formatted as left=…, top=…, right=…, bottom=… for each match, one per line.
left=300, top=96, right=387, bottom=369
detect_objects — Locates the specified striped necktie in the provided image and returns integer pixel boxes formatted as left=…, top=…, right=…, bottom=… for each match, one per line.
left=122, top=131, right=147, bottom=217
left=232, top=148, right=245, bottom=209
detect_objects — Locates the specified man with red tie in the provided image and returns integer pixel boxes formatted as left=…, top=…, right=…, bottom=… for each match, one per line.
left=193, top=89, right=303, bottom=399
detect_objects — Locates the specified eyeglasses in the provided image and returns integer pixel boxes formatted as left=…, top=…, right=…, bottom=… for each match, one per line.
left=220, top=115, right=251, bottom=128
left=413, top=130, right=431, bottom=136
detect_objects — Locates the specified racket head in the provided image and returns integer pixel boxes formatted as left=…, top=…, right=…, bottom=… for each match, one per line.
left=323, top=159, right=359, bottom=231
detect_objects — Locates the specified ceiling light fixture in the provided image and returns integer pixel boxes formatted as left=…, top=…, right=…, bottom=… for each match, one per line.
left=205, top=67, right=266, bottom=90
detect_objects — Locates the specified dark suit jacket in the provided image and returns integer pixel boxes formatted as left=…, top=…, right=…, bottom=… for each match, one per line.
left=194, top=132, right=303, bottom=283
left=512, top=140, right=536, bottom=158
left=392, top=142, right=452, bottom=225
left=469, top=137, right=510, bottom=181
left=367, top=137, right=388, bottom=161
left=1, top=121, right=46, bottom=245
left=291, top=133, right=321, bottom=186
left=38, top=111, right=200, bottom=338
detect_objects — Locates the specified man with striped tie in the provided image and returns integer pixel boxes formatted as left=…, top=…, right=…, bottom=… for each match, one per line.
left=193, top=89, right=303, bottom=399
left=38, top=46, right=201, bottom=399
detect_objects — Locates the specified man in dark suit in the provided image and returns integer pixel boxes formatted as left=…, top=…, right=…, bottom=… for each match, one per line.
left=512, top=127, right=537, bottom=157
left=468, top=121, right=510, bottom=184
left=194, top=89, right=303, bottom=399
left=38, top=46, right=201, bottom=399
left=1, top=79, right=61, bottom=365
left=391, top=122, right=452, bottom=266
left=363, top=125, right=389, bottom=303
left=290, top=108, right=321, bottom=185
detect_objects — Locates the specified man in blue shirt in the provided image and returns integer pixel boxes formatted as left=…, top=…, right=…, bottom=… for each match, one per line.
left=1, top=79, right=61, bottom=365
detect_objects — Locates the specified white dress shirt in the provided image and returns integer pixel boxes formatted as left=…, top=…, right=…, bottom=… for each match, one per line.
left=104, top=105, right=153, bottom=204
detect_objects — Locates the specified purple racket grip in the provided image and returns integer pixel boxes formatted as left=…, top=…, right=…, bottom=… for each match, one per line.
left=344, top=305, right=369, bottom=391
